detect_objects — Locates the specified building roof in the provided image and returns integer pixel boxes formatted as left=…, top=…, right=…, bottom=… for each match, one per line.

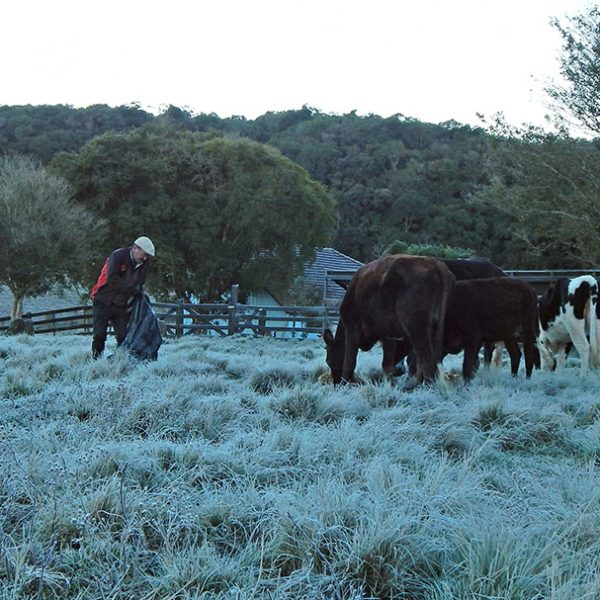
left=303, top=247, right=363, bottom=305
left=261, top=247, right=363, bottom=306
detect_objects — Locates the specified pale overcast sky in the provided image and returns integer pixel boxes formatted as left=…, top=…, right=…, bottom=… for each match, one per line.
left=1, top=0, right=594, bottom=127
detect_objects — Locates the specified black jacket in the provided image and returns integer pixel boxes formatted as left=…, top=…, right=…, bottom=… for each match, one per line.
left=91, top=247, right=148, bottom=307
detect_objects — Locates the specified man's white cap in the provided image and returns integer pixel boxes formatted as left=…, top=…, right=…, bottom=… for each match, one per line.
left=133, top=236, right=155, bottom=257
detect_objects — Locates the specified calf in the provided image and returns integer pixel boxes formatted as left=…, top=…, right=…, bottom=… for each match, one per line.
left=442, top=278, right=539, bottom=380
left=442, top=258, right=507, bottom=366
left=538, top=275, right=600, bottom=374
left=397, top=257, right=507, bottom=375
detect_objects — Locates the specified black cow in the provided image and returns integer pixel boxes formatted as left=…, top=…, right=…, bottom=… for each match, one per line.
left=323, top=254, right=455, bottom=385
left=442, top=277, right=540, bottom=380
left=443, top=258, right=507, bottom=365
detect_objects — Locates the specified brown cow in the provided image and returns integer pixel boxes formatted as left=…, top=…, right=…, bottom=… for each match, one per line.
left=323, top=254, right=455, bottom=385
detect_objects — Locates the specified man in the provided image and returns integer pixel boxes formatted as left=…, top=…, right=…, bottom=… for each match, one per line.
left=90, top=236, right=155, bottom=359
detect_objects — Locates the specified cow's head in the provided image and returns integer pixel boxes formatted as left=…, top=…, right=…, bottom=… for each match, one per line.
left=323, top=327, right=344, bottom=384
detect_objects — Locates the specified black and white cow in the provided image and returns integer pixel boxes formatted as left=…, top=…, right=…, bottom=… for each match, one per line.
left=538, top=275, right=600, bottom=374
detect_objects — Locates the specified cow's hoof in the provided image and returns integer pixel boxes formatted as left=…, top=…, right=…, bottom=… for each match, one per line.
left=403, top=376, right=419, bottom=391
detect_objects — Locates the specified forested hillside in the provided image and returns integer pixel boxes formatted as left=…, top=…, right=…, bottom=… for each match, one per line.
left=1, top=100, right=598, bottom=271
left=0, top=104, right=522, bottom=266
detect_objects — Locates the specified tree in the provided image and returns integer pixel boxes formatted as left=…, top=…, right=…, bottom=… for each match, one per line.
left=480, top=124, right=600, bottom=267
left=478, top=4, right=600, bottom=268
left=51, top=124, right=337, bottom=301
left=0, top=155, right=101, bottom=320
left=546, top=5, right=600, bottom=136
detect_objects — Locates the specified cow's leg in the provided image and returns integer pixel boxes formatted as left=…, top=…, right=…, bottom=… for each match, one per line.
left=406, top=311, right=444, bottom=384
left=592, top=325, right=600, bottom=368
left=386, top=337, right=413, bottom=377
left=482, top=342, right=494, bottom=366
left=523, top=341, right=537, bottom=378
left=381, top=339, right=401, bottom=378
left=342, top=336, right=359, bottom=383
left=504, top=338, right=522, bottom=377
left=406, top=350, right=418, bottom=377
left=538, top=337, right=557, bottom=371
left=564, top=323, right=590, bottom=374
left=554, top=345, right=567, bottom=372
left=490, top=341, right=504, bottom=368
left=462, top=341, right=481, bottom=381
left=408, top=334, right=437, bottom=384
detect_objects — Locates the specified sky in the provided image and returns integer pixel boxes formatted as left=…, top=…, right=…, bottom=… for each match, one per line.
left=2, top=0, right=594, bottom=128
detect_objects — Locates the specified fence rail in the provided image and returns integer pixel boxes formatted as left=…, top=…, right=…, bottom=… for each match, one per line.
left=326, top=268, right=600, bottom=296
left=0, top=301, right=340, bottom=337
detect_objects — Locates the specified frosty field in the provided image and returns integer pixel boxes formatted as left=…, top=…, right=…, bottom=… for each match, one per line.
left=1, top=332, right=600, bottom=599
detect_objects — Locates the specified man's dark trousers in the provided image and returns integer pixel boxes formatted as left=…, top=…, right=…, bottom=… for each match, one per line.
left=92, top=301, right=129, bottom=358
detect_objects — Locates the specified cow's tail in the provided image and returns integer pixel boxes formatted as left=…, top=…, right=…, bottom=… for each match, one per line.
left=589, top=279, right=600, bottom=368
left=433, top=266, right=455, bottom=367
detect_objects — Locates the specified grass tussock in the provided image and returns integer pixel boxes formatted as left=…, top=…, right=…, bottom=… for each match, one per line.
left=2, top=332, right=600, bottom=598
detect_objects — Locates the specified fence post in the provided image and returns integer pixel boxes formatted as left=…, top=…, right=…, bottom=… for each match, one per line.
left=175, top=300, right=184, bottom=337
left=227, top=304, right=238, bottom=335
left=84, top=305, right=92, bottom=334
left=258, top=308, right=267, bottom=336
left=227, top=284, right=239, bottom=336
left=322, top=305, right=328, bottom=333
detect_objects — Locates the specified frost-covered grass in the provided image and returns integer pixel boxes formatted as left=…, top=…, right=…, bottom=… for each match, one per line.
left=1, top=333, right=600, bottom=599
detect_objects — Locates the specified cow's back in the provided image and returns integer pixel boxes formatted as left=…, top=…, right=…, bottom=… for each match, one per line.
left=443, top=258, right=505, bottom=280
left=342, top=254, right=452, bottom=338
left=446, top=277, right=538, bottom=343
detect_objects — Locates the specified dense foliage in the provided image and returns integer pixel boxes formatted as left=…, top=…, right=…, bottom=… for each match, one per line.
left=481, top=124, right=600, bottom=267
left=0, top=155, right=100, bottom=319
left=51, top=124, right=336, bottom=301
left=2, top=101, right=599, bottom=273
left=0, top=103, right=151, bottom=164
left=0, top=104, right=523, bottom=268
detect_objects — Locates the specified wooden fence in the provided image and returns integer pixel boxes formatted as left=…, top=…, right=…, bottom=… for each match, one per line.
left=0, top=301, right=340, bottom=338
left=2, top=269, right=599, bottom=337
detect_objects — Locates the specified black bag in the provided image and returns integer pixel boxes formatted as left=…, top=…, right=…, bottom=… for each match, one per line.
left=121, top=293, right=162, bottom=360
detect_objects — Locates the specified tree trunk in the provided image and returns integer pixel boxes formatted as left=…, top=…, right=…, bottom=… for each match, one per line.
left=10, top=292, right=23, bottom=321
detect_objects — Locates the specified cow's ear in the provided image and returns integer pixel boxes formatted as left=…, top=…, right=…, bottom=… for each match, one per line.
left=323, top=328, right=334, bottom=346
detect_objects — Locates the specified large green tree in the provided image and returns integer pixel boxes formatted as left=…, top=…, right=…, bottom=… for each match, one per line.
left=0, top=155, right=101, bottom=319
left=268, top=111, right=516, bottom=265
left=51, top=124, right=337, bottom=301
left=482, top=125, right=600, bottom=267
left=480, top=4, right=600, bottom=268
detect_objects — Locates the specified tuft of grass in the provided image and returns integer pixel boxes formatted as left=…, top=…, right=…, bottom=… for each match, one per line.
left=250, top=366, right=297, bottom=394
left=472, top=402, right=510, bottom=431
left=268, top=386, right=322, bottom=420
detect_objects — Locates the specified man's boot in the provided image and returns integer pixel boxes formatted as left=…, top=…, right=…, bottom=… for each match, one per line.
left=92, top=336, right=105, bottom=359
